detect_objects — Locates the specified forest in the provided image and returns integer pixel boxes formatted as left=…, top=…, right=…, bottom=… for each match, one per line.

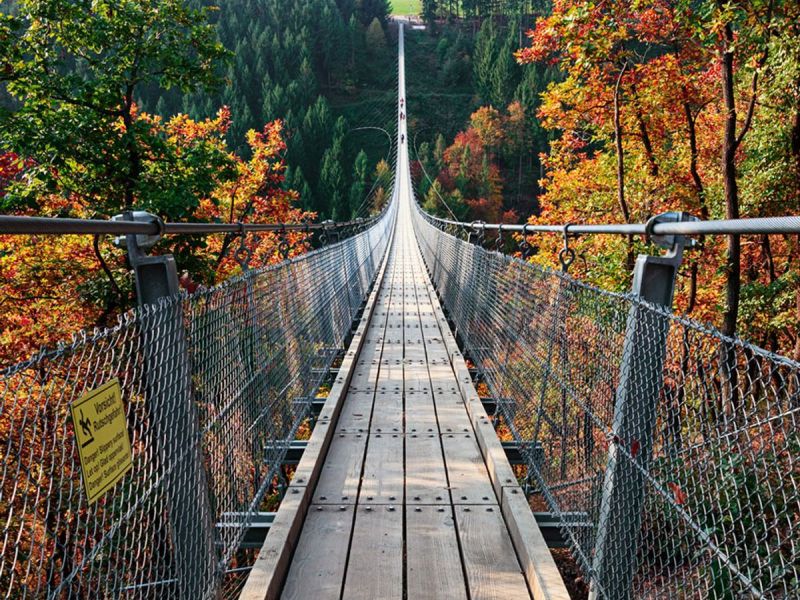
left=0, top=0, right=398, bottom=362
left=0, top=2, right=799, bottom=599
left=1, top=0, right=799, bottom=359
left=413, top=1, right=800, bottom=360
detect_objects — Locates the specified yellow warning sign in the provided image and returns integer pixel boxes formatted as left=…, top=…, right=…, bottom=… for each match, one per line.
left=70, top=379, right=132, bottom=504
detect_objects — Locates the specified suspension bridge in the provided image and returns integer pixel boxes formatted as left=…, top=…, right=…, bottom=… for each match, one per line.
left=1, top=23, right=798, bottom=600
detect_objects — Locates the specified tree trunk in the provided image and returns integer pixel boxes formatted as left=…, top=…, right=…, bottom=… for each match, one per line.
left=122, top=86, right=140, bottom=210
left=613, top=66, right=634, bottom=271
left=613, top=74, right=630, bottom=223
left=631, top=87, right=658, bottom=178
left=719, top=21, right=741, bottom=421
left=720, top=39, right=740, bottom=339
left=683, top=99, right=708, bottom=218
left=761, top=234, right=776, bottom=283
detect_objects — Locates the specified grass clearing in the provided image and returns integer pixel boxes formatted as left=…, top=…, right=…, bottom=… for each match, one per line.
left=391, top=0, right=420, bottom=15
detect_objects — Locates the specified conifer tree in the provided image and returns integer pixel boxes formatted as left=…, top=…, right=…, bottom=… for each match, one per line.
left=365, top=17, right=386, bottom=55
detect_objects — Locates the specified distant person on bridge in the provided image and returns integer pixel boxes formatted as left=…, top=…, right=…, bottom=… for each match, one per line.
left=400, top=112, right=405, bottom=120
left=401, top=134, right=404, bottom=144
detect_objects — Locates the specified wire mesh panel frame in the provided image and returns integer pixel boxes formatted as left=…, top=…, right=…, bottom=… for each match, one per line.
left=412, top=206, right=800, bottom=600
left=0, top=203, right=395, bottom=599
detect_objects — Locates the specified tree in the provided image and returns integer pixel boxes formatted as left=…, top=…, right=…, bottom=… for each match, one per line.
left=1, top=111, right=311, bottom=363
left=358, top=0, right=391, bottom=26
left=678, top=0, right=782, bottom=341
left=516, top=0, right=800, bottom=356
left=365, top=17, right=386, bottom=55
left=320, top=117, right=348, bottom=219
left=348, top=15, right=366, bottom=74
left=473, top=20, right=498, bottom=103
left=490, top=22, right=522, bottom=108
left=1, top=0, right=229, bottom=213
left=470, top=106, right=505, bottom=152
left=422, top=0, right=438, bottom=31
left=349, top=149, right=370, bottom=217
left=369, top=158, right=393, bottom=214
left=436, top=126, right=504, bottom=218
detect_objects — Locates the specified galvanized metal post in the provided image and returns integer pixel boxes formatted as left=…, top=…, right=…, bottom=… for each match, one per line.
left=121, top=212, right=217, bottom=598
left=589, top=213, right=697, bottom=600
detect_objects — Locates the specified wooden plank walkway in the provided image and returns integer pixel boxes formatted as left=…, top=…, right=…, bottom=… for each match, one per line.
left=240, top=23, right=568, bottom=600
left=280, top=195, right=532, bottom=600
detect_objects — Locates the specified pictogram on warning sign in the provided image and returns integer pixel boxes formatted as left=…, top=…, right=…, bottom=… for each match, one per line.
left=70, top=379, right=132, bottom=504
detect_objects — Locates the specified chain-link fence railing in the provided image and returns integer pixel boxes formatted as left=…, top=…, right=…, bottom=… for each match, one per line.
left=412, top=207, right=799, bottom=599
left=0, top=201, right=395, bottom=599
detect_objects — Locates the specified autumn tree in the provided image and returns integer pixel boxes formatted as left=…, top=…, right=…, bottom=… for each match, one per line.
left=2, top=110, right=308, bottom=363
left=675, top=0, right=793, bottom=341
left=517, top=0, right=800, bottom=353
left=0, top=0, right=316, bottom=361
left=1, top=0, right=229, bottom=214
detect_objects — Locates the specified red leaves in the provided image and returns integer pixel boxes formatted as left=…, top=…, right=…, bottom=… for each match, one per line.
left=179, top=272, right=199, bottom=294
left=0, top=151, right=23, bottom=198
left=630, top=438, right=641, bottom=458
left=516, top=18, right=560, bottom=65
left=668, top=482, right=688, bottom=506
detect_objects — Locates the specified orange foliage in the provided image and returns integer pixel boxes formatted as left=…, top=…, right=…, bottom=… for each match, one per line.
left=516, top=0, right=800, bottom=353
left=1, top=109, right=312, bottom=367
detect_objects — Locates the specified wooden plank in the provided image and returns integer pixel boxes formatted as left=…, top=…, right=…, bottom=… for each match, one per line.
left=404, top=363, right=430, bottom=392
left=428, top=363, right=455, bottom=380
left=470, top=411, right=520, bottom=496
left=501, top=487, right=570, bottom=600
left=287, top=418, right=332, bottom=489
left=335, top=391, right=374, bottom=433
left=406, top=505, right=468, bottom=600
left=280, top=504, right=354, bottom=600
left=441, top=433, right=497, bottom=505
left=454, top=505, right=531, bottom=600
left=406, top=433, right=450, bottom=505
left=404, top=348, right=427, bottom=363
left=341, top=504, right=403, bottom=600
left=239, top=487, right=307, bottom=600
left=430, top=387, right=462, bottom=401
left=424, top=338, right=448, bottom=355
left=312, top=433, right=367, bottom=504
left=349, top=359, right=382, bottom=389
left=359, top=433, right=404, bottom=504
left=405, top=390, right=438, bottom=434
left=379, top=357, right=404, bottom=384
left=435, top=404, right=474, bottom=434
left=370, top=390, right=403, bottom=432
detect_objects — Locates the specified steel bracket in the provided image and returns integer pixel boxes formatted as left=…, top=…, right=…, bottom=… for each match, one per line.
left=633, top=211, right=698, bottom=307
left=117, top=211, right=180, bottom=307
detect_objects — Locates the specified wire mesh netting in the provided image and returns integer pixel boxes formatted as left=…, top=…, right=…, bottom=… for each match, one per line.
left=412, top=207, right=799, bottom=599
left=0, top=204, right=395, bottom=599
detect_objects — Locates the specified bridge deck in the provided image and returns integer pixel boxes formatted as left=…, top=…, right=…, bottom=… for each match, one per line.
left=279, top=202, right=532, bottom=600
left=239, top=22, right=566, bottom=600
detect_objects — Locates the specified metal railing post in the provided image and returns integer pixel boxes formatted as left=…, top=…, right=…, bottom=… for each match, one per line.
left=589, top=213, right=697, bottom=600
left=122, top=212, right=217, bottom=598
